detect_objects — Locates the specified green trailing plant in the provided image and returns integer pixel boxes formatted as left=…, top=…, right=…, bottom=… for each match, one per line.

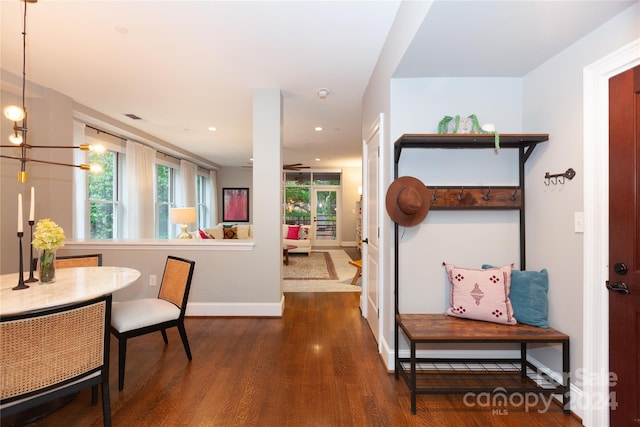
left=437, top=114, right=500, bottom=150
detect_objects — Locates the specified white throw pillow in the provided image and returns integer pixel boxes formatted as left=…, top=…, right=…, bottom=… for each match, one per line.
left=236, top=225, right=251, bottom=239
left=206, top=225, right=224, bottom=240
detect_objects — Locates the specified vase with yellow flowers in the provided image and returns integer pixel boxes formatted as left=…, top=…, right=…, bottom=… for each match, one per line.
left=32, top=219, right=65, bottom=283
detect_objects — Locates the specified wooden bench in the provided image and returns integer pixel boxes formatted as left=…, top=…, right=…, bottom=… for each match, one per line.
left=395, top=313, right=570, bottom=415
left=348, top=259, right=362, bottom=285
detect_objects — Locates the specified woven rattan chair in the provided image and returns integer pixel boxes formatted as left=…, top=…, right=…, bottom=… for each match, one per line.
left=55, top=253, right=103, bottom=269
left=110, top=256, right=195, bottom=390
left=0, top=294, right=112, bottom=426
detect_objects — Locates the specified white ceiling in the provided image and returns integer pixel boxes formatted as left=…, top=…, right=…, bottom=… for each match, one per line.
left=1, top=1, right=635, bottom=169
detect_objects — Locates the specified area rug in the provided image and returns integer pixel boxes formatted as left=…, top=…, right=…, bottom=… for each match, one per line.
left=284, top=252, right=339, bottom=280
left=283, top=250, right=361, bottom=292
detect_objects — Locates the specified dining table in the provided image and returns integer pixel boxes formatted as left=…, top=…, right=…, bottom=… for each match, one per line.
left=0, top=266, right=141, bottom=316
left=0, top=266, right=140, bottom=425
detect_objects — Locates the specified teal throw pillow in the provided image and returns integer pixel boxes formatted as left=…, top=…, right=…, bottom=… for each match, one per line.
left=483, top=264, right=549, bottom=328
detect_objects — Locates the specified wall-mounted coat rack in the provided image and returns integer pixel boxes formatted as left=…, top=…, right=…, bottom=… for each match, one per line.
left=428, top=186, right=521, bottom=209
left=544, top=168, right=576, bottom=186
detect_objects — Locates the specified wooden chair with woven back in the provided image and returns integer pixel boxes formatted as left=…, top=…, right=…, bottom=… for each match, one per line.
left=0, top=294, right=113, bottom=426
left=55, top=253, right=103, bottom=269
left=110, top=255, right=196, bottom=390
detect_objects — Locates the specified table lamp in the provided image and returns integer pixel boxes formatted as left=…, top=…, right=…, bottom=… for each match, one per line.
left=170, top=207, right=197, bottom=239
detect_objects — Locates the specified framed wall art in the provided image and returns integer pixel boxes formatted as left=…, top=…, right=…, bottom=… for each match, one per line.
left=222, top=188, right=249, bottom=222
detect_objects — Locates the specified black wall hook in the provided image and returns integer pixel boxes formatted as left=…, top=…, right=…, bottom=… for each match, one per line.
left=545, top=168, right=576, bottom=186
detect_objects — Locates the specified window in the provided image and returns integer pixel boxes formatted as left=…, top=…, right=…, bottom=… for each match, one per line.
left=196, top=174, right=209, bottom=229
left=76, top=123, right=216, bottom=240
left=156, top=164, right=176, bottom=239
left=283, top=171, right=341, bottom=226
left=88, top=150, right=119, bottom=239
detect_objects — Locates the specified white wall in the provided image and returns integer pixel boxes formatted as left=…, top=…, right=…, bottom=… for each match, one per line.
left=217, top=166, right=253, bottom=223
left=389, top=77, right=524, bottom=327
left=1, top=84, right=75, bottom=275
left=340, top=166, right=362, bottom=245
left=361, top=0, right=433, bottom=362
left=522, top=2, right=640, bottom=391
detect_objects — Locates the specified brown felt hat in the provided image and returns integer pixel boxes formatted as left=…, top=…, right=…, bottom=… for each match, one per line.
left=385, top=176, right=430, bottom=227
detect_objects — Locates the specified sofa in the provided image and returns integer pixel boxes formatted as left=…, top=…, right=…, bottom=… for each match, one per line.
left=283, top=224, right=312, bottom=255
left=192, top=223, right=253, bottom=240
left=192, top=223, right=311, bottom=255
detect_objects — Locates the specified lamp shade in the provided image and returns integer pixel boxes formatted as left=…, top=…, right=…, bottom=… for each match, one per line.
left=170, top=207, right=196, bottom=224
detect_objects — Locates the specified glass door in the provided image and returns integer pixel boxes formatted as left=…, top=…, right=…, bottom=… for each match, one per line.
left=312, top=188, right=339, bottom=247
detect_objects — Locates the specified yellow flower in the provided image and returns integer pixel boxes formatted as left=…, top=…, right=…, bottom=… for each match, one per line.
left=32, top=219, right=65, bottom=251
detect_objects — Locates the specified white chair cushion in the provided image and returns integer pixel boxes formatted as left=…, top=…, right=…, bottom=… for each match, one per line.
left=111, top=299, right=180, bottom=333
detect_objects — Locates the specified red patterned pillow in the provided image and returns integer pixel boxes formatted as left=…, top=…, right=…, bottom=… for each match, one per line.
left=286, top=225, right=301, bottom=240
left=198, top=229, right=210, bottom=239
left=443, top=263, right=517, bottom=325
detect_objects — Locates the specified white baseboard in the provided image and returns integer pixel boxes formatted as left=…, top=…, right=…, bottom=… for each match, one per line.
left=186, top=295, right=285, bottom=317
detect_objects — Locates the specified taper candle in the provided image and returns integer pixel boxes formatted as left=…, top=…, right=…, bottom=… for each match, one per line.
left=18, top=193, right=23, bottom=233
left=29, top=186, right=35, bottom=221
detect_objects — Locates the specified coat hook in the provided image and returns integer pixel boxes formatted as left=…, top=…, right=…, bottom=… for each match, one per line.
left=511, top=188, right=518, bottom=201
left=431, top=187, right=437, bottom=202
left=544, top=168, right=576, bottom=186
left=457, top=187, right=464, bottom=201
left=483, top=187, right=491, bottom=201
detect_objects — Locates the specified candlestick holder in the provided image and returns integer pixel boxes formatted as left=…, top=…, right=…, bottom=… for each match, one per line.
left=13, top=231, right=29, bottom=290
left=25, top=220, right=38, bottom=283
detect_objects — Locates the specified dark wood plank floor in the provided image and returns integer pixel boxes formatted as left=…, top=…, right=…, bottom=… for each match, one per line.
left=20, top=292, right=582, bottom=426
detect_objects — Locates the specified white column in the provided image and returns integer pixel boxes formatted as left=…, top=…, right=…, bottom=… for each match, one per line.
left=252, top=89, right=284, bottom=303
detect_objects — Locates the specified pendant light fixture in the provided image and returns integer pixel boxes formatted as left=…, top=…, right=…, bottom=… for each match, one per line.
left=0, top=0, right=103, bottom=183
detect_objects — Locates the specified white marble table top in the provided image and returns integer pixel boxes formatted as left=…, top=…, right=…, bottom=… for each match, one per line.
left=0, top=266, right=140, bottom=316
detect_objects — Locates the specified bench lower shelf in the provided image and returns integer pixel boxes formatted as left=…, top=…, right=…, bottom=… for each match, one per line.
left=395, top=314, right=570, bottom=415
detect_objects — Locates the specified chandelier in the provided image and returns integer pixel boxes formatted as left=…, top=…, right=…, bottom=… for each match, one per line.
left=0, top=0, right=102, bottom=183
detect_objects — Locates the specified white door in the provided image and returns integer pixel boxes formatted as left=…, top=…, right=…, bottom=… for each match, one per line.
left=311, top=187, right=340, bottom=247
left=362, top=115, right=382, bottom=344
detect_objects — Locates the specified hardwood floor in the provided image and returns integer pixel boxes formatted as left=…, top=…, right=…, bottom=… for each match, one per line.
left=21, top=293, right=582, bottom=426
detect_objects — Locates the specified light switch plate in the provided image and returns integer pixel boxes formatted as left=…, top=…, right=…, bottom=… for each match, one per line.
left=574, top=212, right=584, bottom=233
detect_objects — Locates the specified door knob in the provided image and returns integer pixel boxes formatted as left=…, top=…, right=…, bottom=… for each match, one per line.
left=606, top=280, right=630, bottom=295
left=362, top=238, right=369, bottom=244
left=613, top=263, right=628, bottom=275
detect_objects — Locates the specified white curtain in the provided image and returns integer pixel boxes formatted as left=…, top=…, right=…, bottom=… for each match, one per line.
left=209, top=169, right=218, bottom=225
left=125, top=141, right=156, bottom=239
left=178, top=159, right=197, bottom=208
left=72, top=121, right=87, bottom=239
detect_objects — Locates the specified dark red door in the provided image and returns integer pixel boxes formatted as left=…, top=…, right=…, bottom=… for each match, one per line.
left=608, top=65, right=640, bottom=426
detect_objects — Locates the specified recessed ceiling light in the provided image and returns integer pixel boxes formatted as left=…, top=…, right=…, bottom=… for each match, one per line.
left=315, top=158, right=320, bottom=162
left=208, top=126, right=217, bottom=131
left=317, top=88, right=330, bottom=99
left=314, top=127, right=323, bottom=132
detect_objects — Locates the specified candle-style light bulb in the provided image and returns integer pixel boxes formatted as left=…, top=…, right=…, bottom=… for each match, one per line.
left=29, top=186, right=35, bottom=221
left=17, top=193, right=23, bottom=233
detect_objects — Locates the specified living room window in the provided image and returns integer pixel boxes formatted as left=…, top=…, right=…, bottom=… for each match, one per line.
left=156, top=164, right=176, bottom=239
left=196, top=173, right=209, bottom=229
left=75, top=123, right=216, bottom=240
left=87, top=150, right=120, bottom=239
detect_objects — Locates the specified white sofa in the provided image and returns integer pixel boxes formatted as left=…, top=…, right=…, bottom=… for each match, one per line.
left=283, top=224, right=311, bottom=255
left=192, top=223, right=253, bottom=240
left=191, top=223, right=311, bottom=255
